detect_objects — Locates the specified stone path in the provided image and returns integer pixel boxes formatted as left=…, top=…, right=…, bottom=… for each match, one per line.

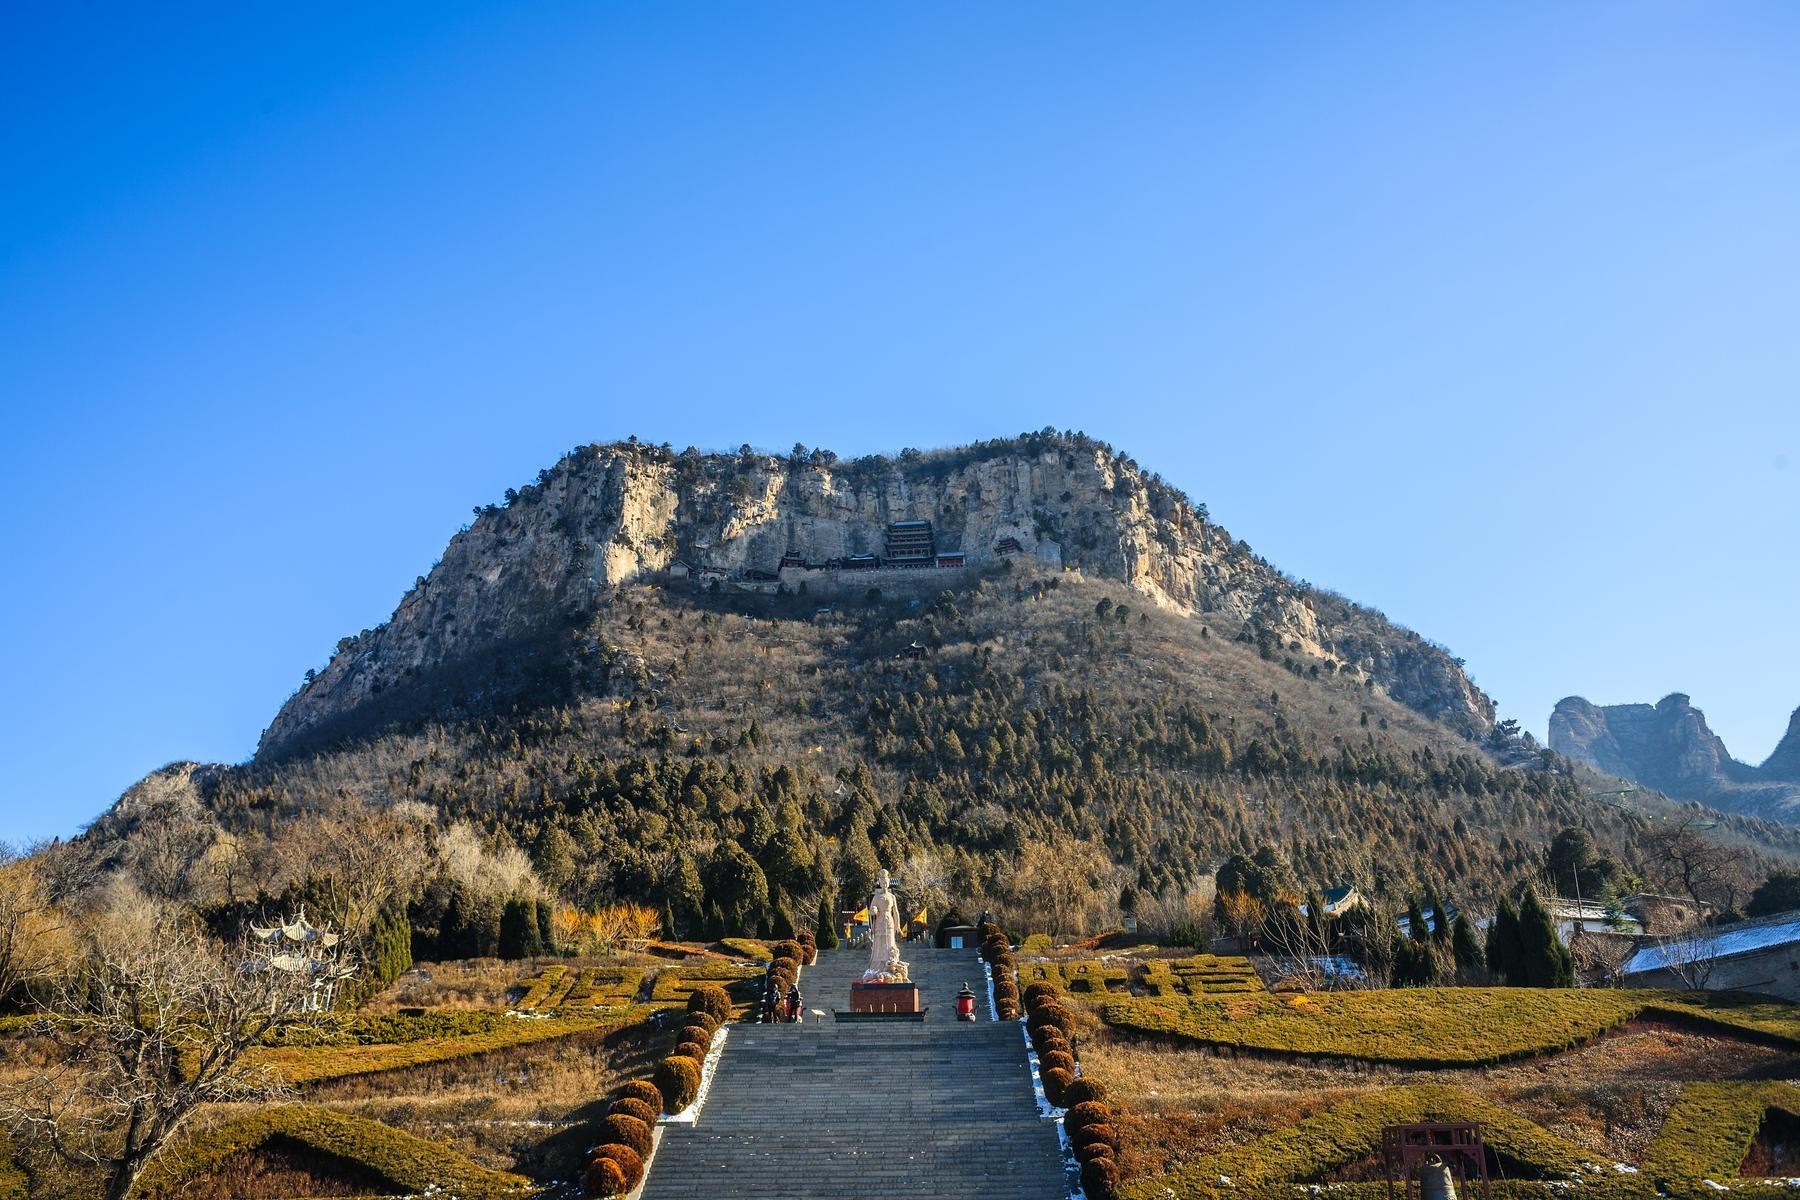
left=639, top=945, right=1068, bottom=1200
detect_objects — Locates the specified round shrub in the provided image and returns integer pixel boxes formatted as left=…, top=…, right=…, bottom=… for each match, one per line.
left=1062, top=1077, right=1110, bottom=1108
left=1034, top=1025, right=1070, bottom=1050
left=1076, top=1140, right=1114, bottom=1166
left=609, top=1096, right=657, bottom=1127
left=616, top=1079, right=664, bottom=1111
left=997, top=999, right=1020, bottom=1021
left=592, top=1143, right=645, bottom=1189
left=596, top=1112, right=653, bottom=1157
left=654, top=1054, right=701, bottom=1112
left=1041, top=1066, right=1073, bottom=1104
left=1032, top=1002, right=1077, bottom=1036
left=773, top=939, right=803, bottom=961
left=687, top=985, right=733, bottom=1023
left=585, top=1156, right=628, bottom=1198
left=1023, top=981, right=1062, bottom=1006
left=1080, top=1155, right=1120, bottom=1200
left=1074, top=1122, right=1119, bottom=1153
left=674, top=1039, right=708, bottom=1063
left=1041, top=1049, right=1075, bottom=1077
left=679, top=1016, right=717, bottom=1045
left=1065, top=1101, right=1112, bottom=1134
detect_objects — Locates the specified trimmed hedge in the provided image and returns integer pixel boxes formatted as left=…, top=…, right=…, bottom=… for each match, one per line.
left=586, top=1156, right=628, bottom=1197
left=563, top=965, right=647, bottom=1007
left=136, top=1104, right=528, bottom=1198
left=617, top=1079, right=665, bottom=1111
left=717, top=937, right=773, bottom=961
left=1120, top=1084, right=1593, bottom=1200
left=593, top=1142, right=644, bottom=1189
left=596, top=1112, right=653, bottom=1158
left=687, top=984, right=734, bottom=1024
left=1642, top=1080, right=1800, bottom=1188
left=1100, top=988, right=1800, bottom=1068
left=609, top=1096, right=658, bottom=1127
left=655, top=1054, right=702, bottom=1112
left=253, top=1008, right=644, bottom=1084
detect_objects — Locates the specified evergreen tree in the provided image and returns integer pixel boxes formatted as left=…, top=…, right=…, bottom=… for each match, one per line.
left=499, top=897, right=543, bottom=959
left=1516, top=889, right=1576, bottom=987
left=440, top=885, right=472, bottom=960
left=1485, top=896, right=1523, bottom=984
left=663, top=901, right=679, bottom=940
left=770, top=899, right=796, bottom=940
left=1424, top=886, right=1451, bottom=946
left=535, top=900, right=557, bottom=955
left=1450, top=912, right=1483, bottom=976
left=703, top=902, right=726, bottom=942
left=1405, top=895, right=1429, bottom=944
left=815, top=893, right=840, bottom=950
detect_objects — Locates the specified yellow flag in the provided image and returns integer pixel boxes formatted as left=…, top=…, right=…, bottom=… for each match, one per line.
left=852, top=907, right=870, bottom=924
left=913, top=908, right=928, bottom=927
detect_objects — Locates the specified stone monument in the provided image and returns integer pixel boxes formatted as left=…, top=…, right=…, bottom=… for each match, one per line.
left=860, top=868, right=910, bottom=984
left=841, top=868, right=924, bottom=1019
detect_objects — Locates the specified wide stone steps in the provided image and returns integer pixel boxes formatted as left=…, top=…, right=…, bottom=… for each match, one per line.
left=637, top=947, right=1068, bottom=1200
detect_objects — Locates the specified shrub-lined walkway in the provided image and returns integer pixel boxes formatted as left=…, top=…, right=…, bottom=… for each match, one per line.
left=639, top=945, right=1066, bottom=1200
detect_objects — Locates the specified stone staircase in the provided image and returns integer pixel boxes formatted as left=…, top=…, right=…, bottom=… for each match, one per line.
left=639, top=946, right=1068, bottom=1200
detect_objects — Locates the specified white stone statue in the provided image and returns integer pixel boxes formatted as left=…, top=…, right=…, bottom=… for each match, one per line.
left=860, top=868, right=910, bottom=984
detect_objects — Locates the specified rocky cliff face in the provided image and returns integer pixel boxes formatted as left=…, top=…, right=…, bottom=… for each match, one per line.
left=257, top=436, right=1496, bottom=757
left=1550, top=694, right=1800, bottom=820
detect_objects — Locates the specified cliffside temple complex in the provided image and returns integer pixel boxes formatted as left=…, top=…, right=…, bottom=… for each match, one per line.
left=693, top=519, right=975, bottom=594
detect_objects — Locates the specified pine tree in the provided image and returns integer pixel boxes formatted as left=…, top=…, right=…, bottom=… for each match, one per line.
left=1405, top=895, right=1429, bottom=944
left=703, top=902, right=726, bottom=943
left=815, top=893, right=839, bottom=950
left=1424, top=886, right=1451, bottom=945
left=663, top=901, right=679, bottom=940
left=535, top=900, right=557, bottom=955
left=1450, top=912, right=1483, bottom=976
left=499, top=897, right=543, bottom=959
left=1485, top=896, right=1523, bottom=984
left=1516, top=889, right=1576, bottom=987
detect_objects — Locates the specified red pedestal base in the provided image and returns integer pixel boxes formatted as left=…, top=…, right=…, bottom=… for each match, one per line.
left=842, top=981, right=923, bottom=1018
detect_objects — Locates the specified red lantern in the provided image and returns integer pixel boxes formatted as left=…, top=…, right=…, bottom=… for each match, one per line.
left=956, top=982, right=977, bottom=1021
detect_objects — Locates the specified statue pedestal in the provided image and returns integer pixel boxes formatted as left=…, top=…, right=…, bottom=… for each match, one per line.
left=836, top=981, right=925, bottom=1021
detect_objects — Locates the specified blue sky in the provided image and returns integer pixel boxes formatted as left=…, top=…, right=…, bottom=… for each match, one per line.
left=3, top=3, right=1797, bottom=843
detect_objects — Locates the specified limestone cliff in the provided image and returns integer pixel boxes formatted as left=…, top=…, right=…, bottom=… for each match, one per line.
left=1550, top=694, right=1800, bottom=820
left=257, top=435, right=1496, bottom=757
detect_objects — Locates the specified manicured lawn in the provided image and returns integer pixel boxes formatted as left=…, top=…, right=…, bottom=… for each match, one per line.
left=1100, top=988, right=1800, bottom=1067
left=1642, top=1080, right=1800, bottom=1188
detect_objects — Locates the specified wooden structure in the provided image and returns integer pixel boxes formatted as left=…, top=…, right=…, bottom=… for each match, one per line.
left=1381, top=1123, right=1489, bottom=1199
left=884, top=519, right=935, bottom=567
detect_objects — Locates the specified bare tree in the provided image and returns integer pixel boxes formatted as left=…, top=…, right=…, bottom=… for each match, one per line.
left=0, top=908, right=335, bottom=1200
left=1656, top=926, right=1721, bottom=991
left=1643, top=811, right=1751, bottom=914
left=0, top=844, right=68, bottom=1008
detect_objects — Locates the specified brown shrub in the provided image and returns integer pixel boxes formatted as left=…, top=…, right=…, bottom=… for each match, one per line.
left=592, top=1143, right=645, bottom=1189
left=1080, top=1154, right=1120, bottom=1200
left=1023, top=981, right=1062, bottom=1006
left=772, top=940, right=803, bottom=962
left=1032, top=1026, right=1070, bottom=1055
left=674, top=1039, right=708, bottom=1063
left=654, top=1055, right=701, bottom=1112
left=616, top=1079, right=665, bottom=1111
left=1074, top=1122, right=1119, bottom=1152
left=997, top=999, right=1020, bottom=1021
left=1061, top=1077, right=1110, bottom=1108
left=1077, top=1140, right=1115, bottom=1165
left=678, top=1016, right=717, bottom=1044
left=687, top=985, right=733, bottom=1023
left=1065, top=1100, right=1112, bottom=1133
left=608, top=1096, right=657, bottom=1126
left=1033, top=1001, right=1077, bottom=1034
left=585, top=1156, right=628, bottom=1197
left=1042, top=1050, right=1076, bottom=1076
left=1041, top=1066, right=1074, bottom=1104
left=596, top=1112, right=653, bottom=1157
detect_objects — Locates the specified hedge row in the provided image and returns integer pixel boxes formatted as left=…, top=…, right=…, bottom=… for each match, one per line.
left=562, top=965, right=647, bottom=1007
left=717, top=936, right=773, bottom=961
left=981, top=920, right=1021, bottom=1020
left=1120, top=1084, right=1592, bottom=1200
left=1642, top=1080, right=1800, bottom=1188
left=1023, top=980, right=1124, bottom=1200
left=253, top=1009, right=638, bottom=1084
left=136, top=1104, right=529, bottom=1199
left=1016, top=959, right=1131, bottom=997
left=516, top=964, right=570, bottom=1010
left=584, top=984, right=736, bottom=1197
left=262, top=1007, right=513, bottom=1048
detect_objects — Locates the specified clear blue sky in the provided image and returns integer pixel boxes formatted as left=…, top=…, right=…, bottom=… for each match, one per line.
left=3, top=3, right=1797, bottom=843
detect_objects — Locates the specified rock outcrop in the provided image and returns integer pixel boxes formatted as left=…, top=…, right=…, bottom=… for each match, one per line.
left=1550, top=694, right=1800, bottom=820
left=258, top=435, right=1496, bottom=757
